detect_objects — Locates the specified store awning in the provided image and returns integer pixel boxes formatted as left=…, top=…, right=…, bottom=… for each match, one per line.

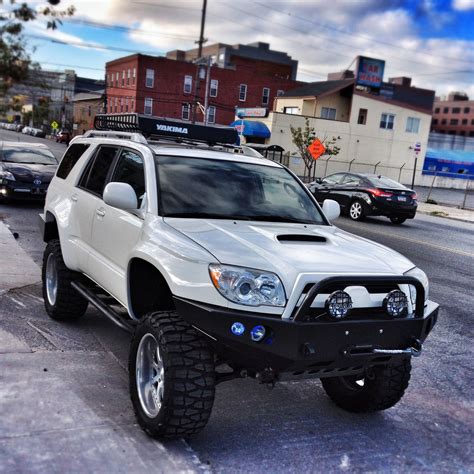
left=229, top=120, right=271, bottom=138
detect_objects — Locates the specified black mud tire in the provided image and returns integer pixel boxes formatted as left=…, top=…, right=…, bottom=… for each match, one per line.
left=129, top=311, right=216, bottom=439
left=348, top=199, right=366, bottom=221
left=321, top=358, right=411, bottom=412
left=390, top=216, right=406, bottom=225
left=42, top=239, right=88, bottom=320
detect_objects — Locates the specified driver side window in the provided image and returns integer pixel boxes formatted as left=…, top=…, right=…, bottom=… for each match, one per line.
left=323, top=173, right=344, bottom=185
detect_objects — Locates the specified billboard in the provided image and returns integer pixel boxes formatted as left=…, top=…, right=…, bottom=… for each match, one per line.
left=235, top=107, right=268, bottom=118
left=356, top=56, right=385, bottom=88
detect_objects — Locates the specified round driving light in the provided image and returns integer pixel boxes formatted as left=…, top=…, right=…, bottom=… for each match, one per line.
left=250, top=325, right=266, bottom=342
left=325, top=290, right=352, bottom=319
left=383, top=290, right=408, bottom=317
left=231, top=322, right=245, bottom=336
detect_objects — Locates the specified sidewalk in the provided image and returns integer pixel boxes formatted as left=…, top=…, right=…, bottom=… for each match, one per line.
left=417, top=202, right=474, bottom=223
left=0, top=220, right=206, bottom=473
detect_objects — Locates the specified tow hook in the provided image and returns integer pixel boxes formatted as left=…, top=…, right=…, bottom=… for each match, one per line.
left=347, top=339, right=423, bottom=358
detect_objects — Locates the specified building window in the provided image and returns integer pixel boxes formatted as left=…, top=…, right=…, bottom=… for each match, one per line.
left=144, top=97, right=153, bottom=115
left=434, top=107, right=440, bottom=113
left=321, top=107, right=336, bottom=120
left=210, top=79, right=218, bottom=98
left=133, top=68, right=136, bottom=85
left=380, top=113, right=395, bottom=129
left=432, top=118, right=438, bottom=125
left=122, top=70, right=125, bottom=86
left=452, top=107, right=461, bottom=113
left=114, top=97, right=118, bottom=113
left=145, top=69, right=154, bottom=88
left=357, top=108, right=367, bottom=125
left=469, top=131, right=474, bottom=137
left=283, top=106, right=299, bottom=114
left=239, top=84, right=247, bottom=102
left=262, top=87, right=270, bottom=105
left=443, top=107, right=449, bottom=113
left=108, top=98, right=112, bottom=113
left=459, top=131, right=466, bottom=136
left=182, top=103, right=190, bottom=121
left=131, top=97, right=135, bottom=111
left=125, top=97, right=129, bottom=112
left=464, top=107, right=470, bottom=114
left=462, top=118, right=468, bottom=125
left=106, top=74, right=110, bottom=86
left=277, top=90, right=285, bottom=97
left=184, top=75, right=192, bottom=94
left=127, top=69, right=131, bottom=85
left=115, top=72, right=119, bottom=86
left=207, top=105, right=216, bottom=124
left=88, top=106, right=92, bottom=117
left=406, top=117, right=420, bottom=133
left=120, top=97, right=124, bottom=112
left=441, top=119, right=447, bottom=125
left=450, top=118, right=459, bottom=125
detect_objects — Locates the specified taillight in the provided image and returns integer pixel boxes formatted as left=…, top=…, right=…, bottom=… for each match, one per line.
left=368, top=188, right=393, bottom=198
left=411, top=192, right=417, bottom=200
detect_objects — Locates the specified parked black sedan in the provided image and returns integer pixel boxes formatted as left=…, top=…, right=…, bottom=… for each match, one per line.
left=308, top=172, right=417, bottom=224
left=0, top=142, right=58, bottom=201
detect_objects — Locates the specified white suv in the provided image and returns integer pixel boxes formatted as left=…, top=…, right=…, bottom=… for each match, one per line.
left=40, top=114, right=439, bottom=439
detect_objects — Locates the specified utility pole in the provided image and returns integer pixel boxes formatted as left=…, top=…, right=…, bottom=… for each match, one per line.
left=203, top=56, right=211, bottom=125
left=197, top=0, right=207, bottom=58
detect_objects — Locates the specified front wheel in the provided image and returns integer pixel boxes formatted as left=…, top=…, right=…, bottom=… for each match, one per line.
left=348, top=200, right=366, bottom=221
left=321, top=358, right=411, bottom=412
left=129, top=311, right=216, bottom=439
left=390, top=216, right=406, bottom=225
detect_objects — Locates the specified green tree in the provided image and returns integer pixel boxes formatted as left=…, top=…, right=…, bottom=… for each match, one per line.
left=0, top=0, right=75, bottom=95
left=290, top=118, right=341, bottom=181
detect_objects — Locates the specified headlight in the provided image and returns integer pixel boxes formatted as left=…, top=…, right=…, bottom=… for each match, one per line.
left=0, top=170, right=15, bottom=181
left=404, top=267, right=429, bottom=303
left=209, top=264, right=286, bottom=307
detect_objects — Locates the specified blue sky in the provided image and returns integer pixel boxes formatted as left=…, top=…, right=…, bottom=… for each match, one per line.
left=5, top=0, right=474, bottom=97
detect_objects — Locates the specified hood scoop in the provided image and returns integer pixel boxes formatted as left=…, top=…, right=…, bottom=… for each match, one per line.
left=277, top=234, right=327, bottom=243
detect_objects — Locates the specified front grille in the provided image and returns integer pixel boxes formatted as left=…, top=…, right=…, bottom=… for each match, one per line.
left=305, top=306, right=395, bottom=322
left=301, top=282, right=399, bottom=295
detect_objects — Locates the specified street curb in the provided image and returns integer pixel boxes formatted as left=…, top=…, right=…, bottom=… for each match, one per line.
left=417, top=210, right=473, bottom=224
left=0, top=220, right=41, bottom=294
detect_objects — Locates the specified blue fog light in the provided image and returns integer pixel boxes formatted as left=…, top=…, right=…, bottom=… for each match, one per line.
left=250, top=325, right=266, bottom=342
left=231, top=322, right=245, bottom=336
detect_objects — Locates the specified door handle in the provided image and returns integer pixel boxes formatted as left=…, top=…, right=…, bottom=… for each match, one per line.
left=96, top=208, right=105, bottom=217
left=71, top=194, right=78, bottom=202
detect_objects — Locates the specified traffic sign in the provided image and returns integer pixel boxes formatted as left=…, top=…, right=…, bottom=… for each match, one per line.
left=308, top=138, right=326, bottom=160
left=414, top=142, right=421, bottom=153
left=51, top=121, right=59, bottom=130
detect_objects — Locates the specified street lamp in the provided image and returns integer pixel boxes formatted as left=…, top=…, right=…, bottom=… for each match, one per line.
left=236, top=111, right=245, bottom=144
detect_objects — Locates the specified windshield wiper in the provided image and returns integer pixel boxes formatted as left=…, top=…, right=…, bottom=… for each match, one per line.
left=163, top=212, right=254, bottom=220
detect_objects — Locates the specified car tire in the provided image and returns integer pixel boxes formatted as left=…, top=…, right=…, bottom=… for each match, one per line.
left=348, top=199, right=366, bottom=221
left=321, top=358, right=411, bottom=412
left=42, top=239, right=88, bottom=320
left=390, top=217, right=406, bottom=225
left=129, top=311, right=216, bottom=439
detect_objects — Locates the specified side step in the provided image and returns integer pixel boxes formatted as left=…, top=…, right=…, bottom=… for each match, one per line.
left=71, top=281, right=135, bottom=334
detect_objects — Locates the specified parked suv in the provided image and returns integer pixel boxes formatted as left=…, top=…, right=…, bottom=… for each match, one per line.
left=39, top=114, right=438, bottom=439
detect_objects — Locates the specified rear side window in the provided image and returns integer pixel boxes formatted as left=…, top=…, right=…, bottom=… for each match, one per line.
left=56, top=144, right=90, bottom=179
left=79, top=146, right=119, bottom=197
left=111, top=149, right=146, bottom=205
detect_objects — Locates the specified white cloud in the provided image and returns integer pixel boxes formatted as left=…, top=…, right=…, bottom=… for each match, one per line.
left=452, top=0, right=474, bottom=10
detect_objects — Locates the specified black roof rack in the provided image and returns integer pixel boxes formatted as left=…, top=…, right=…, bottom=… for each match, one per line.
left=94, top=113, right=239, bottom=146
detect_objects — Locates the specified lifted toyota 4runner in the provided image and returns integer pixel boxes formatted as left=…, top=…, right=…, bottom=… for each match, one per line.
left=39, top=114, right=439, bottom=439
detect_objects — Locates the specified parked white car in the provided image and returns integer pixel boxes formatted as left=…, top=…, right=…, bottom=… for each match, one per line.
left=39, top=114, right=439, bottom=439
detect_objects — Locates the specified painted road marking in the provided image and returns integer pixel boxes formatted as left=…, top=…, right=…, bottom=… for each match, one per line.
left=340, top=222, right=474, bottom=258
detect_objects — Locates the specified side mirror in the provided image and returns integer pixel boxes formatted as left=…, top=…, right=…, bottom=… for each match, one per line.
left=315, top=177, right=323, bottom=184
left=322, top=199, right=340, bottom=222
left=103, top=182, right=138, bottom=211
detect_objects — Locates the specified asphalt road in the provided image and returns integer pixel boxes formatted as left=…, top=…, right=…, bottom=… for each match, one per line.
left=0, top=128, right=473, bottom=472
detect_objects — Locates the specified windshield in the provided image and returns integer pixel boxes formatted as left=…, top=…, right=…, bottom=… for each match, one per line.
left=1, top=146, right=57, bottom=165
left=368, top=176, right=405, bottom=189
left=156, top=156, right=325, bottom=224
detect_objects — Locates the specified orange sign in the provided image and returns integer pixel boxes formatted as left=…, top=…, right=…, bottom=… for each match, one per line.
left=308, top=138, right=326, bottom=160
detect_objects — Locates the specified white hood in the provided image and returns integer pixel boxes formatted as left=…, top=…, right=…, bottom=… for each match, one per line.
left=164, top=218, right=414, bottom=289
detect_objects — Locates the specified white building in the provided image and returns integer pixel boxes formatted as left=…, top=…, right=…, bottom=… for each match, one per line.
left=245, top=76, right=435, bottom=185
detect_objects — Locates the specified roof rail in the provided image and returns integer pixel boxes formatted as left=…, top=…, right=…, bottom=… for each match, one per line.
left=82, top=129, right=147, bottom=144
left=94, top=113, right=239, bottom=146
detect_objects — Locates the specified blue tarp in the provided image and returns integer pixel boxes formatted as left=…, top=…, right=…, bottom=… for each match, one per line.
left=423, top=148, right=474, bottom=178
left=229, top=120, right=271, bottom=138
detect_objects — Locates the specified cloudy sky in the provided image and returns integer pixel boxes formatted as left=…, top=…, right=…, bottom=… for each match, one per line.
left=4, top=0, right=474, bottom=98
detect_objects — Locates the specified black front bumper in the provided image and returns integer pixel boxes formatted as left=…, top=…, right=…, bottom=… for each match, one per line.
left=0, top=182, right=49, bottom=200
left=174, top=276, right=439, bottom=377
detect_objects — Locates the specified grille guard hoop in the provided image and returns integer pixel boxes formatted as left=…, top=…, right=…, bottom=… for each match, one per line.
left=292, top=275, right=425, bottom=321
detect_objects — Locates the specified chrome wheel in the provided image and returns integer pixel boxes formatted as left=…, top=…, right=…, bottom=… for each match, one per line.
left=349, top=202, right=362, bottom=220
left=136, top=333, right=165, bottom=418
left=45, top=253, right=58, bottom=306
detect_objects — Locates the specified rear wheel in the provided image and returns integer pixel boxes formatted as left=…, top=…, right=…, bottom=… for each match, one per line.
left=321, top=358, right=411, bottom=412
left=42, top=239, right=88, bottom=320
left=129, top=311, right=216, bottom=439
left=390, top=216, right=406, bottom=225
left=348, top=200, right=366, bottom=221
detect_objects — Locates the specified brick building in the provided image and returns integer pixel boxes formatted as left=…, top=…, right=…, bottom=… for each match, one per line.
left=431, top=92, right=474, bottom=137
left=105, top=42, right=300, bottom=126
left=72, top=92, right=104, bottom=136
